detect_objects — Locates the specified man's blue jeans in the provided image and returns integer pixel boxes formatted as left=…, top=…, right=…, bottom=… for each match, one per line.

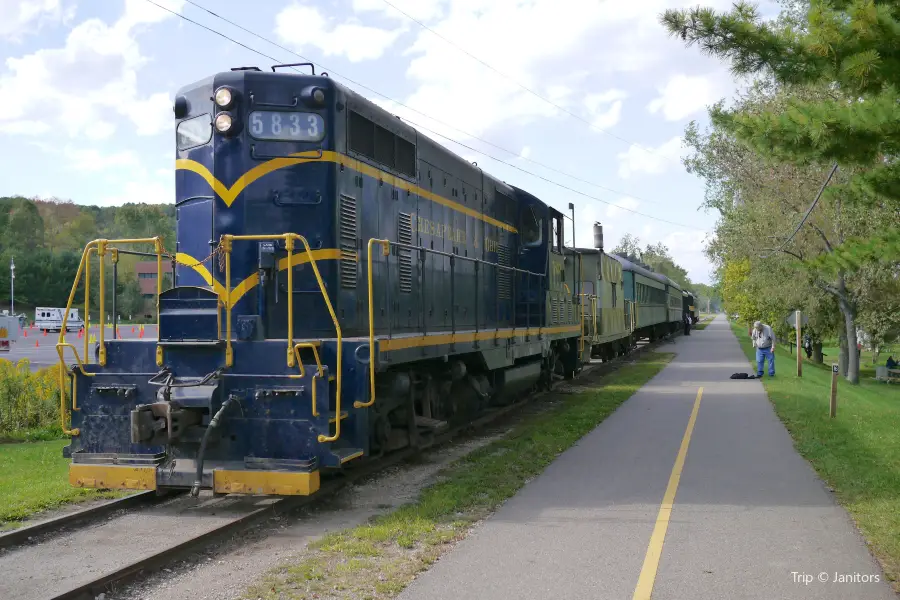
left=756, top=346, right=775, bottom=377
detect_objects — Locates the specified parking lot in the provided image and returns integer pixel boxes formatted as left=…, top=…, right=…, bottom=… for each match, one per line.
left=1, top=324, right=158, bottom=371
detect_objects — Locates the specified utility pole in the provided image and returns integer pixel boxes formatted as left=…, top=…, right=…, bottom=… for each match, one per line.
left=9, top=257, right=14, bottom=315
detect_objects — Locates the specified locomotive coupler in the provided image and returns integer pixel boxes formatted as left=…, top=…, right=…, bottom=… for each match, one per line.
left=131, top=368, right=223, bottom=445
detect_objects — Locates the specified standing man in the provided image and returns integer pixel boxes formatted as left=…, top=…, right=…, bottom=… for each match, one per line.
left=683, top=311, right=691, bottom=336
left=752, top=320, right=776, bottom=377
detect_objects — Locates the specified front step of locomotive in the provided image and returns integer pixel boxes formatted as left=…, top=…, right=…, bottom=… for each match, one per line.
left=64, top=286, right=367, bottom=496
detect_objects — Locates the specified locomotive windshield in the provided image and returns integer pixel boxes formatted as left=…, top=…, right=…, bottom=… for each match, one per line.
left=176, top=113, right=212, bottom=150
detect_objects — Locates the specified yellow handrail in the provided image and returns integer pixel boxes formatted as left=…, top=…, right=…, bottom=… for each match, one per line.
left=55, top=343, right=93, bottom=436
left=221, top=236, right=233, bottom=367
left=155, top=238, right=164, bottom=367
left=84, top=246, right=93, bottom=359
left=292, top=342, right=324, bottom=378
left=358, top=238, right=390, bottom=409
left=56, top=342, right=95, bottom=378
left=579, top=293, right=585, bottom=353
left=221, top=234, right=343, bottom=443
left=57, top=237, right=164, bottom=436
left=98, top=240, right=106, bottom=366
left=58, top=369, right=79, bottom=436
left=291, top=342, right=324, bottom=417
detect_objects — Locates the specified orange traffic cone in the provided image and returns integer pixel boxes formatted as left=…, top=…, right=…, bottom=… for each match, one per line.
left=35, top=340, right=39, bottom=347
left=131, top=326, right=135, bottom=333
left=23, top=330, right=26, bottom=338
left=43, top=329, right=47, bottom=337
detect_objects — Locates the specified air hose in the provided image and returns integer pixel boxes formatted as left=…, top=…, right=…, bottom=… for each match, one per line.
left=190, top=394, right=237, bottom=497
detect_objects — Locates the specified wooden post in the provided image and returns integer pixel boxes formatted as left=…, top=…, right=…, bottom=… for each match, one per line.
left=796, top=310, right=802, bottom=377
left=830, top=364, right=838, bottom=418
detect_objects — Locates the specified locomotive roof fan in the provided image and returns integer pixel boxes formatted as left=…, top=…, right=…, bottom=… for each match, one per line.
left=593, top=222, right=604, bottom=251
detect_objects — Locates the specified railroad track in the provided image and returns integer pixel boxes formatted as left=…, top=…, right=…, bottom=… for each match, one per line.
left=0, top=490, right=173, bottom=551
left=1, top=337, right=669, bottom=600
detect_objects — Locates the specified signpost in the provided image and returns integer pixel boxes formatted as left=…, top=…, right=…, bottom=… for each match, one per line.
left=830, top=364, right=839, bottom=418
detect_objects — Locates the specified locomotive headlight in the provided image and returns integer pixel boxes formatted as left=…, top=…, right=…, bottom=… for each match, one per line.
left=215, top=112, right=234, bottom=133
left=214, top=87, right=234, bottom=108
left=301, top=85, right=326, bottom=106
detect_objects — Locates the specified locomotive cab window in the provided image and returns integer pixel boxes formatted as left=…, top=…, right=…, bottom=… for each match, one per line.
left=176, top=113, right=212, bottom=150
left=551, top=214, right=563, bottom=253
left=520, top=205, right=542, bottom=246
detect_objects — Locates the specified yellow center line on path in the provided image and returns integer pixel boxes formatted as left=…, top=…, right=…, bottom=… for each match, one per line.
left=632, top=386, right=704, bottom=600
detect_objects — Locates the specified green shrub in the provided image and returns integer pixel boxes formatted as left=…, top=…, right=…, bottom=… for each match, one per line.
left=0, top=359, right=64, bottom=439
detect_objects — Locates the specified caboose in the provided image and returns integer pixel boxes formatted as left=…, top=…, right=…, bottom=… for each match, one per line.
left=59, top=64, right=632, bottom=497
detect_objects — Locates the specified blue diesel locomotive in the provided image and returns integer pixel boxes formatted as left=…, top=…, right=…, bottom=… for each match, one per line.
left=58, top=65, right=676, bottom=497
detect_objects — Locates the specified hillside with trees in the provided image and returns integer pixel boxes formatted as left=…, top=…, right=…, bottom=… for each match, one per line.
left=0, top=196, right=175, bottom=320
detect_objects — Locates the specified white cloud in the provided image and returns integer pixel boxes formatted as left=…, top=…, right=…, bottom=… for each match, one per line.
left=354, top=0, right=715, bottom=146
left=94, top=165, right=174, bottom=206
left=0, top=0, right=66, bottom=41
left=617, top=136, right=683, bottom=179
left=519, top=145, right=531, bottom=160
left=606, top=196, right=639, bottom=219
left=584, top=89, right=627, bottom=131
left=0, top=1, right=181, bottom=140
left=275, top=4, right=404, bottom=62
left=118, top=0, right=185, bottom=30
left=127, top=92, right=173, bottom=136
left=0, top=120, right=51, bottom=135
left=351, top=0, right=444, bottom=22
left=63, top=147, right=140, bottom=172
left=647, top=74, right=722, bottom=121
left=661, top=229, right=712, bottom=283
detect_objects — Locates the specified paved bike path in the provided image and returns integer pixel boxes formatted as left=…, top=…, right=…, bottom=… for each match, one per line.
left=399, top=316, right=895, bottom=599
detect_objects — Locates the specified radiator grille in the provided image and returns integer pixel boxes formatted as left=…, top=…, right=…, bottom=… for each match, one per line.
left=497, top=244, right=511, bottom=300
left=339, top=194, right=357, bottom=289
left=398, top=212, right=413, bottom=293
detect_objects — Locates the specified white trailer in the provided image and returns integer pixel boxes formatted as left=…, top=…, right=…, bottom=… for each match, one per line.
left=0, top=314, right=19, bottom=352
left=35, top=307, right=84, bottom=333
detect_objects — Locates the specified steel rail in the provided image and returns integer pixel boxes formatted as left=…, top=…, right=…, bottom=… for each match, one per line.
left=0, top=491, right=172, bottom=551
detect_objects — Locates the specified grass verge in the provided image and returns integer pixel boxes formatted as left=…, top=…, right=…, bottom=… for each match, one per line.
left=730, top=321, right=900, bottom=585
left=247, top=351, right=674, bottom=600
left=0, top=439, right=124, bottom=528
left=693, top=319, right=713, bottom=331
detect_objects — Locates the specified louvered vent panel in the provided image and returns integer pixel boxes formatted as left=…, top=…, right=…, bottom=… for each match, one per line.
left=398, top=212, right=413, bottom=293
left=552, top=297, right=559, bottom=324
left=339, top=195, right=358, bottom=289
left=497, top=244, right=511, bottom=300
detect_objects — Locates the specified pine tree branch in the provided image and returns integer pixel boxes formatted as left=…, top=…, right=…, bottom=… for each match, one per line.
left=807, top=222, right=835, bottom=253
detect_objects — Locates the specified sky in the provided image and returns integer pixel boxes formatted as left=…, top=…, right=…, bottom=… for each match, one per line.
left=0, top=0, right=782, bottom=284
